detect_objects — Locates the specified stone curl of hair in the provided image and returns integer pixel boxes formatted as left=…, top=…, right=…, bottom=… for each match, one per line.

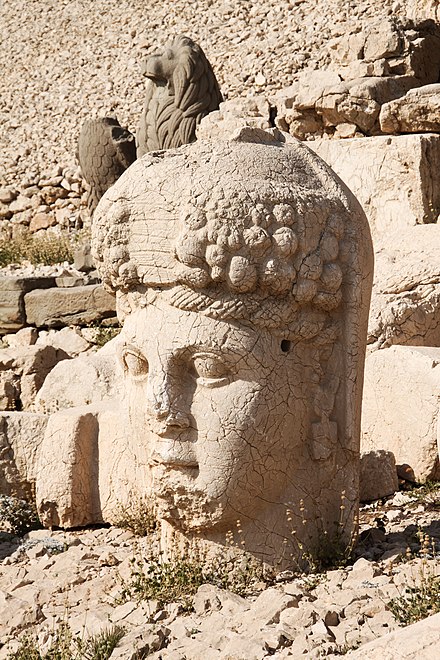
left=94, top=189, right=346, bottom=342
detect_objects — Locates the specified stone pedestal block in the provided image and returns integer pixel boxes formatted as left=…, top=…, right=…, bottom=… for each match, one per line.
left=24, top=284, right=116, bottom=328
left=0, top=412, right=48, bottom=499
left=0, top=277, right=55, bottom=334
left=310, top=133, right=440, bottom=237
left=362, top=345, right=440, bottom=483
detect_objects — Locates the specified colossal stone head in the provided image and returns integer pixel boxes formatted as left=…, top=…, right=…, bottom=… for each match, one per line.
left=92, top=128, right=373, bottom=567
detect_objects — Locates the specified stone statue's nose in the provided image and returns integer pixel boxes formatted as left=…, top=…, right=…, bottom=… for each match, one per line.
left=147, top=373, right=190, bottom=431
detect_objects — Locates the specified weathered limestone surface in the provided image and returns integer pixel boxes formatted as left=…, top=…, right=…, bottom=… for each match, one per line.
left=360, top=450, right=398, bottom=503
left=0, top=412, right=48, bottom=499
left=35, top=129, right=373, bottom=569
left=24, top=284, right=116, bottom=328
left=0, top=344, right=67, bottom=411
left=34, top=338, right=120, bottom=414
left=0, top=277, right=55, bottom=334
left=35, top=404, right=150, bottom=528
left=362, top=345, right=440, bottom=483
left=380, top=83, right=440, bottom=134
left=368, top=225, right=440, bottom=350
left=310, top=133, right=440, bottom=237
left=349, top=612, right=440, bottom=659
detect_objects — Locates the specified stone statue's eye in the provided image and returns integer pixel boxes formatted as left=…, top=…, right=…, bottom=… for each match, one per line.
left=122, top=349, right=149, bottom=379
left=193, top=354, right=228, bottom=382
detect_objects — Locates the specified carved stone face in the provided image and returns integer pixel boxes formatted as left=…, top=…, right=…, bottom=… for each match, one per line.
left=119, top=296, right=309, bottom=532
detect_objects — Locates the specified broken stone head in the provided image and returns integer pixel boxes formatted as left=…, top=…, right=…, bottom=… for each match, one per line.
left=89, top=128, right=373, bottom=566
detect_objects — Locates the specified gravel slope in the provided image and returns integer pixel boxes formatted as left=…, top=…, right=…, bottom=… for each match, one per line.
left=1, top=0, right=415, bottom=187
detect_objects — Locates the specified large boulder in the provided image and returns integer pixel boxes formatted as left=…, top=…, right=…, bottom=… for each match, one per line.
left=0, top=344, right=68, bottom=410
left=0, top=277, right=55, bottom=334
left=34, top=337, right=120, bottom=414
left=0, top=412, right=48, bottom=499
left=380, top=83, right=440, bottom=134
left=361, top=345, right=440, bottom=483
left=368, top=225, right=440, bottom=350
left=24, top=284, right=116, bottom=328
left=310, top=133, right=440, bottom=237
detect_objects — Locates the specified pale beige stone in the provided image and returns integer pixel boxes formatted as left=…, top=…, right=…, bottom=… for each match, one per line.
left=36, top=130, right=373, bottom=569
left=310, top=134, right=440, bottom=236
left=0, top=277, right=55, bottom=334
left=3, top=327, right=38, bottom=348
left=380, top=83, right=440, bottom=134
left=35, top=327, right=92, bottom=356
left=36, top=403, right=150, bottom=527
left=24, top=284, right=116, bottom=328
left=197, top=97, right=271, bottom=142
left=348, top=612, right=440, bottom=659
left=315, top=76, right=420, bottom=133
left=368, top=225, right=440, bottom=350
left=362, top=346, right=440, bottom=483
left=360, top=450, right=398, bottom=502
left=34, top=339, right=120, bottom=414
left=0, top=344, right=67, bottom=410
left=0, top=412, right=48, bottom=499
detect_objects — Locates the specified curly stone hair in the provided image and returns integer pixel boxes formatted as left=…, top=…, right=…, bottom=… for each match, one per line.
left=92, top=132, right=362, bottom=341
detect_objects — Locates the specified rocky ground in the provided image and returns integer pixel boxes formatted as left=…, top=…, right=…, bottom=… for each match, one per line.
left=0, top=486, right=440, bottom=658
left=1, top=0, right=426, bottom=188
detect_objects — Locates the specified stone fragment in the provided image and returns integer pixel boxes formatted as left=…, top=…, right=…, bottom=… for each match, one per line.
left=315, top=76, right=420, bottom=133
left=310, top=134, right=440, bottom=237
left=193, top=584, right=249, bottom=616
left=109, top=626, right=169, bottom=659
left=34, top=341, right=120, bottom=414
left=363, top=18, right=403, bottom=61
left=29, top=212, right=56, bottom=233
left=0, top=189, right=17, bottom=204
left=3, top=327, right=38, bottom=348
left=35, top=327, right=92, bottom=356
left=238, top=588, right=298, bottom=631
left=380, top=83, right=440, bottom=134
left=0, top=277, right=55, bottom=334
left=0, top=371, right=20, bottom=411
left=360, top=450, right=398, bottom=502
left=24, top=284, right=116, bottom=328
left=362, top=345, right=440, bottom=483
left=368, top=225, right=440, bottom=350
left=197, top=97, right=271, bottom=141
left=36, top=403, right=150, bottom=527
left=348, top=612, right=440, bottom=658
left=0, top=412, right=48, bottom=499
left=73, top=241, right=94, bottom=272
left=8, top=195, right=33, bottom=213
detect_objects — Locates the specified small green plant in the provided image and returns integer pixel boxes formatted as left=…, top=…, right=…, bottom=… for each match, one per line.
left=8, top=623, right=125, bottom=660
left=0, top=233, right=74, bottom=267
left=91, top=323, right=121, bottom=348
left=388, top=568, right=440, bottom=626
left=118, top=541, right=271, bottom=609
left=119, top=552, right=206, bottom=609
left=283, top=492, right=356, bottom=574
left=388, top=531, right=440, bottom=625
left=112, top=494, right=157, bottom=537
left=0, top=495, right=41, bottom=536
left=407, top=481, right=440, bottom=508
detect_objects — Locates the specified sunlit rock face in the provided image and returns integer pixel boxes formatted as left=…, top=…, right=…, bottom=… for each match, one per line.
left=37, top=128, right=373, bottom=568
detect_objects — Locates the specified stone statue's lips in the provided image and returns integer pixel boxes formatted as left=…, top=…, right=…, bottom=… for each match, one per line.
left=149, top=439, right=198, bottom=470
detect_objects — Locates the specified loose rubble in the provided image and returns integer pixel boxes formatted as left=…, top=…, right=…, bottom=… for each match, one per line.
left=0, top=490, right=439, bottom=658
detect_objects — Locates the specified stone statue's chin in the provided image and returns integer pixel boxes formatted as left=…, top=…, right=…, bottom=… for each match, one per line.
left=152, top=463, right=227, bottom=531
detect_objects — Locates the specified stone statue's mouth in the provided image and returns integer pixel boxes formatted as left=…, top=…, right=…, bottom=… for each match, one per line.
left=149, top=451, right=198, bottom=471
